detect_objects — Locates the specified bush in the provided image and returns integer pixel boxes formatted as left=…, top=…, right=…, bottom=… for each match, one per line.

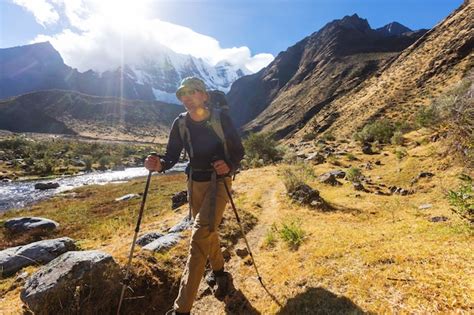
left=321, top=133, right=336, bottom=142
left=243, top=132, right=283, bottom=166
left=280, top=163, right=316, bottom=194
left=353, top=119, right=396, bottom=144
left=415, top=106, right=440, bottom=128
left=302, top=132, right=316, bottom=142
left=391, top=131, right=404, bottom=145
left=279, top=219, right=305, bottom=250
left=345, top=167, right=362, bottom=183
left=263, top=224, right=278, bottom=248
left=447, top=174, right=473, bottom=222
left=394, top=147, right=408, bottom=160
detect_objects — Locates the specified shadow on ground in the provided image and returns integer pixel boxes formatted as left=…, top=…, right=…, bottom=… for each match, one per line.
left=276, top=287, right=370, bottom=315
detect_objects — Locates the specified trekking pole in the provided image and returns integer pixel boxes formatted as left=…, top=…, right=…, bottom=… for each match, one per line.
left=222, top=179, right=264, bottom=286
left=117, top=153, right=158, bottom=315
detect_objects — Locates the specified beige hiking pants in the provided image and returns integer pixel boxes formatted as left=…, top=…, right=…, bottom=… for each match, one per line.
left=174, top=177, right=231, bottom=313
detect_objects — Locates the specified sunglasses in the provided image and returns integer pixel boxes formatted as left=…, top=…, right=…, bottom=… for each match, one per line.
left=177, top=89, right=199, bottom=99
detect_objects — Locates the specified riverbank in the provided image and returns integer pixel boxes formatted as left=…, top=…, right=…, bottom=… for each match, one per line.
left=0, top=132, right=164, bottom=181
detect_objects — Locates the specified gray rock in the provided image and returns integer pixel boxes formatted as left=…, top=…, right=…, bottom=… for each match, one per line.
left=305, top=153, right=325, bottom=164
left=430, top=216, right=449, bottom=222
left=352, top=182, right=367, bottom=192
left=142, top=233, right=182, bottom=253
left=34, top=182, right=60, bottom=190
left=288, top=184, right=329, bottom=210
left=318, top=173, right=342, bottom=186
left=168, top=216, right=193, bottom=233
left=4, top=217, right=59, bottom=234
left=135, top=232, right=164, bottom=247
left=0, top=237, right=77, bottom=277
left=329, top=170, right=346, bottom=179
left=361, top=143, right=373, bottom=155
left=20, top=250, right=121, bottom=315
left=418, top=204, right=433, bottom=210
left=114, top=193, right=140, bottom=201
left=172, top=190, right=188, bottom=209
left=236, top=247, right=249, bottom=258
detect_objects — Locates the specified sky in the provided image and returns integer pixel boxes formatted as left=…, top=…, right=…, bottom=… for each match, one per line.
left=0, top=0, right=464, bottom=73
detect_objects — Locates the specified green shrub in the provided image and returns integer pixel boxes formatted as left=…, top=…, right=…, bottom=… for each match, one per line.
left=391, top=131, right=404, bottom=145
left=447, top=174, right=473, bottom=222
left=415, top=106, right=440, bottom=128
left=394, top=147, right=408, bottom=160
left=353, top=119, right=396, bottom=144
left=346, top=153, right=357, bottom=161
left=321, top=133, right=336, bottom=142
left=263, top=224, right=278, bottom=248
left=243, top=132, right=283, bottom=166
left=279, top=219, right=305, bottom=250
left=345, top=167, right=362, bottom=182
left=302, top=132, right=316, bottom=142
left=280, top=163, right=316, bottom=194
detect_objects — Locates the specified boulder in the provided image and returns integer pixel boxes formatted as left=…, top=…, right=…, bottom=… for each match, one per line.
left=168, top=216, right=193, bottom=233
left=329, top=170, right=346, bottom=179
left=4, top=217, right=59, bottom=234
left=318, top=173, right=342, bottom=186
left=288, top=184, right=329, bottom=210
left=418, top=204, right=433, bottom=210
left=142, top=233, right=181, bottom=253
left=135, top=232, right=164, bottom=247
left=34, top=182, right=59, bottom=190
left=352, top=182, right=368, bottom=192
left=172, top=190, right=188, bottom=209
left=305, top=153, right=325, bottom=164
left=235, top=247, right=249, bottom=258
left=114, top=193, right=140, bottom=202
left=20, top=250, right=121, bottom=315
left=361, top=143, right=373, bottom=155
left=0, top=237, right=77, bottom=277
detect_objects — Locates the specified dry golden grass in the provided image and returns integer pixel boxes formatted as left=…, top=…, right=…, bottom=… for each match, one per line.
left=1, top=134, right=473, bottom=313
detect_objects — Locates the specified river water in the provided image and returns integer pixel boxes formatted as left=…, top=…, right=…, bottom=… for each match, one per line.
left=0, top=163, right=187, bottom=213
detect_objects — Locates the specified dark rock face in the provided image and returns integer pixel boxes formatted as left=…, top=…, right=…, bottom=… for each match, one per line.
left=34, top=182, right=60, bottom=190
left=0, top=237, right=77, bottom=277
left=4, top=217, right=59, bottom=234
left=172, top=190, right=188, bottom=209
left=376, top=22, right=412, bottom=37
left=20, top=250, right=121, bottom=315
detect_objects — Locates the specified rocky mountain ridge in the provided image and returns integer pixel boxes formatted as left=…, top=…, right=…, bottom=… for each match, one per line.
left=0, top=42, right=249, bottom=104
left=227, top=15, right=427, bottom=137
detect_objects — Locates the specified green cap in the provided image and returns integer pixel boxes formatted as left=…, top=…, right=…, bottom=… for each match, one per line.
left=176, top=77, right=207, bottom=99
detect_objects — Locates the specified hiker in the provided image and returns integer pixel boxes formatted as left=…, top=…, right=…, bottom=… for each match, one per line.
left=144, top=77, right=245, bottom=315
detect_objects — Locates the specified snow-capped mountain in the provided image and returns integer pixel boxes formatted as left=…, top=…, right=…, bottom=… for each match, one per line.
left=0, top=42, right=250, bottom=103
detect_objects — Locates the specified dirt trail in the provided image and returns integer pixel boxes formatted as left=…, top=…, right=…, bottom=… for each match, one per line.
left=192, top=172, right=285, bottom=314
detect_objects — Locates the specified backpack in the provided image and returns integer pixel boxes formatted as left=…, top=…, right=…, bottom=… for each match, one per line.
left=177, top=90, right=230, bottom=162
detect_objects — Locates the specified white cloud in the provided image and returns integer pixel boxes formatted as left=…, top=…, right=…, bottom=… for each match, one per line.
left=13, top=0, right=274, bottom=73
left=13, top=0, right=59, bottom=27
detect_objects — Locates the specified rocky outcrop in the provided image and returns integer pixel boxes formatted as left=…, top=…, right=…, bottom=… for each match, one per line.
left=20, top=250, right=121, bottom=315
left=0, top=237, right=77, bottom=277
left=34, top=182, right=60, bottom=190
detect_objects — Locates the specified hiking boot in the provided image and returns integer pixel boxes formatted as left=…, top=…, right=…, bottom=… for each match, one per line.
left=206, top=269, right=232, bottom=301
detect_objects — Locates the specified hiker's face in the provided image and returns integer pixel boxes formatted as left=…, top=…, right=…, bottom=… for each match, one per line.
left=180, top=90, right=208, bottom=112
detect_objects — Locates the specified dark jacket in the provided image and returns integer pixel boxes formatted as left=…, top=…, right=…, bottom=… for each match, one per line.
left=160, top=111, right=245, bottom=181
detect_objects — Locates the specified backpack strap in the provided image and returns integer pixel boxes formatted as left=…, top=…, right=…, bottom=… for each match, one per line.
left=177, top=112, right=194, bottom=159
left=210, top=108, right=230, bottom=162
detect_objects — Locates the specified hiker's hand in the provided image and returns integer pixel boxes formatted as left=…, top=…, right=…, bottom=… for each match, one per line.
left=145, top=155, right=162, bottom=172
left=212, top=160, right=230, bottom=175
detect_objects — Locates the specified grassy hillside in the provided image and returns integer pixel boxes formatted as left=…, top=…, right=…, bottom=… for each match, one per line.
left=0, top=129, right=471, bottom=313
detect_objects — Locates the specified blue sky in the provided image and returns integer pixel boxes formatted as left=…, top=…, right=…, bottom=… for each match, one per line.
left=0, top=0, right=463, bottom=72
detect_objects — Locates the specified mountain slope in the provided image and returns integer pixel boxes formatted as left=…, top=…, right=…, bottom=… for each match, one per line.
left=298, top=1, right=473, bottom=139
left=0, top=90, right=183, bottom=142
left=227, top=15, right=425, bottom=137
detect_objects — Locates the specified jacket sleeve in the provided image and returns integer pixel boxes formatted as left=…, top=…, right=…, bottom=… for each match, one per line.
left=221, top=112, right=245, bottom=172
left=160, top=117, right=184, bottom=171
